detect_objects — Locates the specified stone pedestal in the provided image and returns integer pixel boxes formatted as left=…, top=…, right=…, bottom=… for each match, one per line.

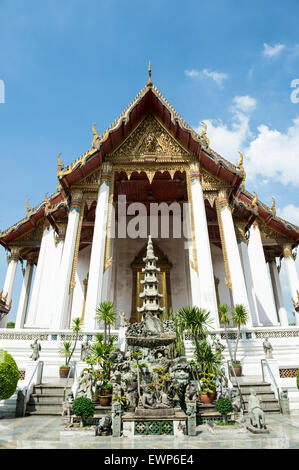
left=122, top=409, right=186, bottom=437
left=112, top=402, right=122, bottom=437
left=186, top=402, right=197, bottom=436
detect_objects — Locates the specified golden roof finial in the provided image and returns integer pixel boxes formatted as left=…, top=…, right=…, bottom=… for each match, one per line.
left=237, top=151, right=244, bottom=169
left=271, top=197, right=276, bottom=217
left=252, top=192, right=258, bottom=208
left=200, top=121, right=210, bottom=149
left=147, top=60, right=153, bottom=87
left=57, top=153, right=64, bottom=172
left=26, top=199, right=31, bottom=217
left=44, top=193, right=51, bottom=215
left=91, top=123, right=100, bottom=149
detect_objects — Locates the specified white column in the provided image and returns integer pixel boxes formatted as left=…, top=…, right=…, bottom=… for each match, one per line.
left=0, top=247, right=20, bottom=328
left=84, top=175, right=111, bottom=330
left=267, top=252, right=289, bottom=326
left=52, top=191, right=83, bottom=330
left=237, top=239, right=260, bottom=326
left=189, top=165, right=219, bottom=326
left=247, top=222, right=279, bottom=326
left=184, top=199, right=201, bottom=307
left=25, top=223, right=51, bottom=327
left=283, top=244, right=299, bottom=326
left=15, top=257, right=34, bottom=329
left=217, top=191, right=252, bottom=326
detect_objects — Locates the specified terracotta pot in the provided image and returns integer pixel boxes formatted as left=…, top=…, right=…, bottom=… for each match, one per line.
left=59, top=367, right=70, bottom=378
left=101, top=388, right=112, bottom=396
left=233, top=365, right=242, bottom=377
left=199, top=393, right=214, bottom=405
left=99, top=395, right=112, bottom=406
left=92, top=396, right=99, bottom=404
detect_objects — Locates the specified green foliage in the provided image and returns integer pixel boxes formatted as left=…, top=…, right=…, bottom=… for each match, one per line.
left=6, top=322, right=15, bottom=329
left=167, top=308, right=185, bottom=358
left=58, top=318, right=82, bottom=367
left=0, top=350, right=19, bottom=400
left=297, top=368, right=299, bottom=390
left=215, top=397, right=233, bottom=416
left=175, top=306, right=213, bottom=359
left=95, top=301, right=117, bottom=344
left=87, top=334, right=115, bottom=385
left=196, top=339, right=223, bottom=375
left=199, top=372, right=216, bottom=394
left=113, top=394, right=128, bottom=406
left=232, top=304, right=248, bottom=327
left=72, top=397, right=95, bottom=419
left=59, top=342, right=72, bottom=366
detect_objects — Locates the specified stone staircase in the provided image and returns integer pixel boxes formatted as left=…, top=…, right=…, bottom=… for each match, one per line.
left=232, top=379, right=281, bottom=414
left=26, top=383, right=72, bottom=416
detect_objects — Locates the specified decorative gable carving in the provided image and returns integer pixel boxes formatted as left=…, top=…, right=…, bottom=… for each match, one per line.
left=110, top=114, right=191, bottom=160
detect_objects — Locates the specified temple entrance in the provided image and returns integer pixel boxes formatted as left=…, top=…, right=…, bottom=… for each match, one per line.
left=130, top=242, right=172, bottom=323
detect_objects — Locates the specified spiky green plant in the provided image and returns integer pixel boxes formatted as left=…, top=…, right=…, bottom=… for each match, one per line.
left=218, top=303, right=234, bottom=364
left=232, top=304, right=248, bottom=364
left=95, top=301, right=117, bottom=344
left=175, top=306, right=213, bottom=359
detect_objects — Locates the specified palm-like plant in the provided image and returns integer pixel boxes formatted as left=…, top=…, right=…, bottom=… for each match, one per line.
left=95, top=301, right=117, bottom=345
left=175, top=306, right=213, bottom=359
left=196, top=339, right=223, bottom=376
left=59, top=317, right=82, bottom=368
left=232, top=304, right=248, bottom=364
left=218, top=303, right=234, bottom=363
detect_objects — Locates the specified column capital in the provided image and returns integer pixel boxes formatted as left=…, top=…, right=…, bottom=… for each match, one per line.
left=100, top=163, right=113, bottom=185
left=26, top=252, right=36, bottom=266
left=55, top=218, right=68, bottom=244
left=7, top=247, right=21, bottom=263
left=234, top=218, right=249, bottom=245
left=282, top=243, right=293, bottom=260
left=70, top=190, right=83, bottom=212
left=189, top=162, right=201, bottom=184
left=217, top=188, right=229, bottom=210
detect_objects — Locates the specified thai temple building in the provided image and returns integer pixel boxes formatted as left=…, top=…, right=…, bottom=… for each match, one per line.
left=0, top=66, right=299, bottom=407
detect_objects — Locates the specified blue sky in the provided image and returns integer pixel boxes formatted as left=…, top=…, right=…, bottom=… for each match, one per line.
left=0, top=0, right=298, bottom=323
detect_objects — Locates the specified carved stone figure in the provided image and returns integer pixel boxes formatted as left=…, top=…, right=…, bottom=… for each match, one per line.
left=76, top=369, right=94, bottom=399
left=213, top=339, right=225, bottom=358
left=62, top=392, right=74, bottom=421
left=185, top=383, right=197, bottom=403
left=186, top=402, right=197, bottom=436
left=80, top=337, right=89, bottom=362
left=280, top=388, right=290, bottom=415
left=263, top=338, right=273, bottom=359
left=30, top=339, right=41, bottom=361
left=231, top=389, right=244, bottom=423
left=112, top=401, right=122, bottom=437
left=119, top=312, right=128, bottom=328
left=140, top=388, right=156, bottom=409
left=95, top=416, right=112, bottom=436
left=121, top=369, right=138, bottom=410
left=248, top=388, right=266, bottom=430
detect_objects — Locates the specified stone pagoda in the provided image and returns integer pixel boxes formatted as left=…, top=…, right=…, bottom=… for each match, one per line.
left=137, top=235, right=164, bottom=321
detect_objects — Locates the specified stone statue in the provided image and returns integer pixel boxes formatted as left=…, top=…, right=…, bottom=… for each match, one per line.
left=263, top=338, right=273, bottom=359
left=119, top=312, right=128, bottom=328
left=140, top=388, right=156, bottom=409
left=280, top=388, right=290, bottom=415
left=76, top=369, right=94, bottom=399
left=80, top=337, right=89, bottom=362
left=231, top=389, right=244, bottom=423
left=186, top=402, right=197, bottom=436
left=30, top=339, right=41, bottom=361
left=184, top=383, right=197, bottom=403
left=62, top=391, right=74, bottom=422
left=155, top=390, right=171, bottom=408
left=95, top=416, right=112, bottom=436
left=247, top=388, right=266, bottom=430
left=213, top=339, right=225, bottom=358
left=112, top=401, right=122, bottom=437
left=121, top=369, right=138, bottom=410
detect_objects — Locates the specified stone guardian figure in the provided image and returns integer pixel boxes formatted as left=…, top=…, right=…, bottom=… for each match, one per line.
left=30, top=339, right=41, bottom=361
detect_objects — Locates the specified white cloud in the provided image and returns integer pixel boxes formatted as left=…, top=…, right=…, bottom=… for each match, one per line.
left=231, top=95, right=257, bottom=113
left=195, top=94, right=299, bottom=187
left=262, top=42, right=285, bottom=57
left=185, top=68, right=228, bottom=86
left=277, top=204, right=299, bottom=226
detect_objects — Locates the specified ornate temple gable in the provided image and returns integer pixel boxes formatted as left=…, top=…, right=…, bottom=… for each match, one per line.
left=201, top=168, right=231, bottom=191
left=258, top=219, right=292, bottom=245
left=9, top=218, right=45, bottom=247
left=108, top=114, right=191, bottom=162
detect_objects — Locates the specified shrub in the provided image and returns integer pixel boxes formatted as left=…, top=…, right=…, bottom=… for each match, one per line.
left=72, top=397, right=95, bottom=426
left=6, top=322, right=15, bottom=329
left=215, top=397, right=233, bottom=423
left=0, top=350, right=19, bottom=400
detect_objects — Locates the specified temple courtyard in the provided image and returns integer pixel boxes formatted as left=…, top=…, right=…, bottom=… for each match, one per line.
left=1, top=412, right=299, bottom=449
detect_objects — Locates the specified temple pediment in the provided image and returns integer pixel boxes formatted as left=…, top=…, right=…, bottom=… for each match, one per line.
left=109, top=113, right=191, bottom=162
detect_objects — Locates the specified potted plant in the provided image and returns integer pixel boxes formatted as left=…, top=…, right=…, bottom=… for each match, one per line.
left=95, top=301, right=117, bottom=345
left=92, top=392, right=99, bottom=404
left=72, top=396, right=95, bottom=427
left=231, top=304, right=248, bottom=376
left=99, top=383, right=113, bottom=406
left=215, top=397, right=233, bottom=424
left=59, top=317, right=82, bottom=378
left=199, top=372, right=216, bottom=404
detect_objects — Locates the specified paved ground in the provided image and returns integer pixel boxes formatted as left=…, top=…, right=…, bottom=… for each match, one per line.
left=1, top=413, right=299, bottom=449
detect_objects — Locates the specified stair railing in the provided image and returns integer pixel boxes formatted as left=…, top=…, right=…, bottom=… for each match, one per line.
left=261, top=358, right=282, bottom=412
left=227, top=359, right=246, bottom=412
left=22, top=360, right=44, bottom=417
left=63, top=361, right=76, bottom=401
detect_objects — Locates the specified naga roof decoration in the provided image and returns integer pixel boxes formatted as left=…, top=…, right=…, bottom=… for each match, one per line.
left=0, top=71, right=298, bottom=247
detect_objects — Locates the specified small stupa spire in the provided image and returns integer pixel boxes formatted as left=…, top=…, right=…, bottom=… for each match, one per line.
left=146, top=60, right=153, bottom=87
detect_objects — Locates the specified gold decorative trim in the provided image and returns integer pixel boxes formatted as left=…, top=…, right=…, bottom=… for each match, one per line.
left=103, top=170, right=114, bottom=272
left=186, top=168, right=198, bottom=275
left=215, top=197, right=232, bottom=290
left=69, top=199, right=85, bottom=294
